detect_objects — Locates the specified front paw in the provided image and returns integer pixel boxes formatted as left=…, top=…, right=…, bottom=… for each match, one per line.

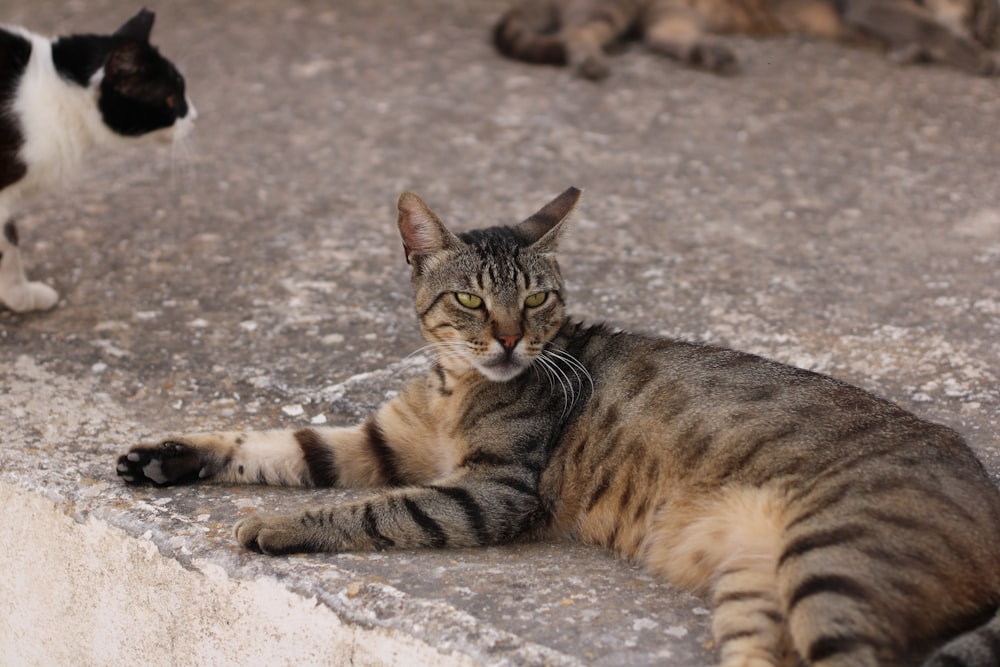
left=235, top=513, right=330, bottom=555
left=116, top=440, right=206, bottom=486
left=1, top=281, right=59, bottom=312
left=687, top=42, right=739, bottom=74
left=574, top=55, right=611, bottom=81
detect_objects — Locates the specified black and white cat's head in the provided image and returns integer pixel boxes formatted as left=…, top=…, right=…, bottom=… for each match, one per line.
left=396, top=188, right=581, bottom=382
left=51, top=8, right=195, bottom=141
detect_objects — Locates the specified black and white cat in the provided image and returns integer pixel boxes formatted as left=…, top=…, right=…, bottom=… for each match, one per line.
left=0, top=8, right=195, bottom=312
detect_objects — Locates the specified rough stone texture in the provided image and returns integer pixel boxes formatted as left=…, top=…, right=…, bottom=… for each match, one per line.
left=0, top=483, right=481, bottom=667
left=1, top=0, right=998, bottom=665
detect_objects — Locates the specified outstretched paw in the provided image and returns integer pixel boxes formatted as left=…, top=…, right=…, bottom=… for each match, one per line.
left=687, top=42, right=739, bottom=75
left=574, top=55, right=611, bottom=81
left=116, top=440, right=208, bottom=486
left=235, top=513, right=328, bottom=555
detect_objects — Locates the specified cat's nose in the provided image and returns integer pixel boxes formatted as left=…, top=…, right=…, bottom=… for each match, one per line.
left=497, top=333, right=522, bottom=351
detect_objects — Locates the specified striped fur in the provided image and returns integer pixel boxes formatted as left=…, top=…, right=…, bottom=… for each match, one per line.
left=118, top=188, right=1000, bottom=666
left=492, top=0, right=1000, bottom=79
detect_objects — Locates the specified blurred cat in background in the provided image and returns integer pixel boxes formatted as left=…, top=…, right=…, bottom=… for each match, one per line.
left=493, top=0, right=1000, bottom=79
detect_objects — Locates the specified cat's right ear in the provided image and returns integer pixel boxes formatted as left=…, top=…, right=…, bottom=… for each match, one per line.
left=516, top=186, right=582, bottom=252
left=115, top=8, right=155, bottom=42
left=397, top=192, right=460, bottom=266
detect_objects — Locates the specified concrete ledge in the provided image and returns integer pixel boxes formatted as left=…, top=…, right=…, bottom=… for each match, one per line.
left=0, top=364, right=559, bottom=667
left=1, top=483, right=471, bottom=667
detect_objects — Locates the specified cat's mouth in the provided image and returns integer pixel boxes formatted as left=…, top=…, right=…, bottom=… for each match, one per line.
left=478, top=356, right=529, bottom=382
left=154, top=99, right=197, bottom=145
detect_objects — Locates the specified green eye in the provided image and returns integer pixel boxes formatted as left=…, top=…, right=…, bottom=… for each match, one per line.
left=524, top=292, right=548, bottom=308
left=455, top=292, right=483, bottom=309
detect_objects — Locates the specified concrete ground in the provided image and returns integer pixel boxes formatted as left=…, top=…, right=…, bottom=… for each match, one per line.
left=2, top=0, right=999, bottom=665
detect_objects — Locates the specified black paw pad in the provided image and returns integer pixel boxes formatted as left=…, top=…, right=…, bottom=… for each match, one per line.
left=116, top=441, right=204, bottom=486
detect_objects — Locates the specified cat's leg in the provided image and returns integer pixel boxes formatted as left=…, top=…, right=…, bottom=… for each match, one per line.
left=233, top=462, right=541, bottom=554
left=117, top=429, right=333, bottom=487
left=0, top=219, right=59, bottom=312
left=118, top=378, right=462, bottom=488
left=775, top=502, right=892, bottom=667
left=641, top=10, right=739, bottom=74
left=773, top=1, right=851, bottom=41
left=643, top=487, right=792, bottom=666
left=711, top=566, right=793, bottom=667
left=777, top=567, right=885, bottom=666
left=706, top=490, right=793, bottom=667
left=559, top=1, right=642, bottom=80
left=117, top=417, right=448, bottom=488
left=561, top=23, right=620, bottom=80
left=839, top=0, right=997, bottom=75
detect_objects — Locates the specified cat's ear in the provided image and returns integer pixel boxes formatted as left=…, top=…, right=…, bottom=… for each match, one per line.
left=515, top=187, right=582, bottom=252
left=397, top=192, right=461, bottom=266
left=105, top=42, right=147, bottom=78
left=115, top=8, right=156, bottom=42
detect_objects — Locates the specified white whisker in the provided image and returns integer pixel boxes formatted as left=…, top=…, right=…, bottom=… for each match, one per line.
left=545, top=344, right=595, bottom=398
left=393, top=341, right=478, bottom=376
left=382, top=344, right=453, bottom=383
left=385, top=335, right=593, bottom=426
left=169, top=130, right=198, bottom=189
left=534, top=350, right=582, bottom=422
left=535, top=353, right=572, bottom=417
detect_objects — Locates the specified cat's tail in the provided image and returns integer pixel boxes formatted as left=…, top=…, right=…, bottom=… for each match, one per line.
left=492, top=1, right=568, bottom=66
left=922, top=610, right=1000, bottom=666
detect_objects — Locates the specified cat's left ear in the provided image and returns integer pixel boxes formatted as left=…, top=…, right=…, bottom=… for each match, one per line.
left=115, top=8, right=156, bottom=42
left=516, top=186, right=582, bottom=253
left=397, top=192, right=461, bottom=266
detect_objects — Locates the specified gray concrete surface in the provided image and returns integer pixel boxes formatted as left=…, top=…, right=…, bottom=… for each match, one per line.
left=2, top=0, right=999, bottom=665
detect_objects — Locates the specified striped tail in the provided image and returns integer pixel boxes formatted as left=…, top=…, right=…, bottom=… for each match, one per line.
left=492, top=2, right=568, bottom=65
left=923, top=612, right=1000, bottom=667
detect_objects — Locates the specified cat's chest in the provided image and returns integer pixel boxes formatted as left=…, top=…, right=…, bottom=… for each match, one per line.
left=426, top=372, right=523, bottom=458
left=387, top=373, right=478, bottom=478
left=2, top=33, right=108, bottom=203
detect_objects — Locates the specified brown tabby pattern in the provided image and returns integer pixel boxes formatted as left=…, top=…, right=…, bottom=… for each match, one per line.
left=492, top=0, right=1000, bottom=78
left=117, top=189, right=1000, bottom=666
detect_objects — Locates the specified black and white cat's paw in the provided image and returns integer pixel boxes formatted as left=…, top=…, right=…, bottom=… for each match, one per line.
left=0, top=281, right=58, bottom=312
left=116, top=440, right=212, bottom=486
left=1, top=220, right=58, bottom=312
left=235, top=513, right=329, bottom=555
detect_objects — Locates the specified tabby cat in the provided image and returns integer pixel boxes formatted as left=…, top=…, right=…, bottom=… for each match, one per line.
left=117, top=188, right=1000, bottom=667
left=493, top=0, right=1000, bottom=79
left=0, top=9, right=194, bottom=312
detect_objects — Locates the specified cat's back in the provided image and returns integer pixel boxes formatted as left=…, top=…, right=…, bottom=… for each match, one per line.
left=547, top=321, right=999, bottom=517
left=570, top=323, right=980, bottom=456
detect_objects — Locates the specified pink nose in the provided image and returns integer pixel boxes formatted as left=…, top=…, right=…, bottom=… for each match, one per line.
left=497, top=334, right=522, bottom=350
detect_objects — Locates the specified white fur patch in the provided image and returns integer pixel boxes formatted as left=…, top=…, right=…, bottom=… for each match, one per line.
left=4, top=30, right=114, bottom=206
left=140, top=459, right=169, bottom=486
